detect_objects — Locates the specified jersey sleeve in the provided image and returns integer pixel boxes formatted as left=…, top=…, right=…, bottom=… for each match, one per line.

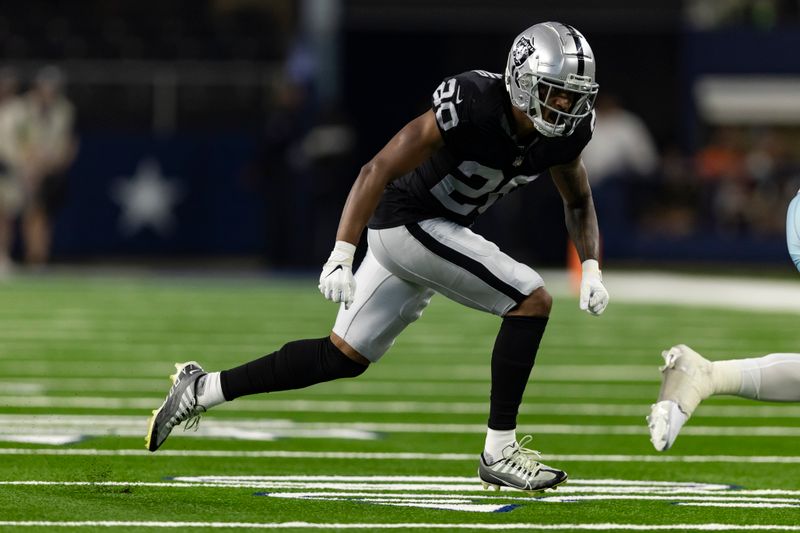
left=430, top=74, right=479, bottom=150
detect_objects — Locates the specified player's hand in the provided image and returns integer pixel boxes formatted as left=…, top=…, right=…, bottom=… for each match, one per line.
left=579, top=259, right=609, bottom=316
left=319, top=241, right=357, bottom=309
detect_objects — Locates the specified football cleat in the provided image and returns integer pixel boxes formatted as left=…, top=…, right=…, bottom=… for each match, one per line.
left=145, top=361, right=207, bottom=452
left=647, top=400, right=689, bottom=452
left=478, top=435, right=568, bottom=492
left=647, top=344, right=713, bottom=451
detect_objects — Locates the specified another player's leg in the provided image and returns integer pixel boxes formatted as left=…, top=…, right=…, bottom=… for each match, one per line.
left=648, top=346, right=800, bottom=451
left=647, top=344, right=714, bottom=452
left=725, top=353, right=800, bottom=402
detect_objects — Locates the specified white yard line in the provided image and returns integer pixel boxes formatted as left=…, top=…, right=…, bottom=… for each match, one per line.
left=2, top=396, right=799, bottom=419
left=4, top=477, right=800, bottom=513
left=0, top=414, right=799, bottom=438
left=2, top=447, right=800, bottom=464
left=0, top=363, right=663, bottom=382
left=1, top=521, right=800, bottom=530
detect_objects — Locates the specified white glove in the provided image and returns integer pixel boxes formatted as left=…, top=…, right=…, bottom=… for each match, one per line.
left=579, top=259, right=609, bottom=316
left=318, top=241, right=357, bottom=309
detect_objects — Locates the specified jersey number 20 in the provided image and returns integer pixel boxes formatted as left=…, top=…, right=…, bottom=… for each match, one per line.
left=433, top=79, right=460, bottom=131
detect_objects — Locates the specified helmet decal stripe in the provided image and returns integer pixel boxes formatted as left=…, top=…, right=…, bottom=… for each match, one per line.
left=563, top=24, right=586, bottom=76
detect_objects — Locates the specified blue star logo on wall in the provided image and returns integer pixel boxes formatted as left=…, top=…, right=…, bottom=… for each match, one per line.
left=111, top=158, right=183, bottom=237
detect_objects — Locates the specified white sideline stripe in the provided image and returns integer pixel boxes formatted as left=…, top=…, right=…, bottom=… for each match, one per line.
left=266, top=484, right=800, bottom=500
left=3, top=448, right=800, bottom=464
left=7, top=479, right=778, bottom=495
left=0, top=435, right=82, bottom=445
left=4, top=396, right=800, bottom=419
left=0, top=477, right=720, bottom=486
left=2, top=522, right=800, bottom=530
left=600, top=271, right=800, bottom=314
left=172, top=476, right=727, bottom=487
left=1, top=415, right=799, bottom=438
left=0, top=363, right=665, bottom=382
left=675, top=503, right=800, bottom=508
left=0, top=379, right=665, bottom=399
left=6, top=477, right=800, bottom=510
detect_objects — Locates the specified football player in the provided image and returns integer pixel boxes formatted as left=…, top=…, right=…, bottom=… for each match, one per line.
left=648, top=191, right=800, bottom=452
left=147, top=21, right=609, bottom=492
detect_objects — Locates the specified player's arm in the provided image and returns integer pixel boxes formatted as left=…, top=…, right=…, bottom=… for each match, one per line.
left=319, top=109, right=443, bottom=308
left=550, top=156, right=609, bottom=315
left=549, top=156, right=599, bottom=262
left=336, top=109, right=443, bottom=245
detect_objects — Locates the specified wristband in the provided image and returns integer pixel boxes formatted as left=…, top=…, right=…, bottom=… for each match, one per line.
left=331, top=241, right=356, bottom=266
left=581, top=259, right=601, bottom=274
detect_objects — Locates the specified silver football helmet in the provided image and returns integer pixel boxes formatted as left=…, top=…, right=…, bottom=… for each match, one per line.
left=505, top=22, right=599, bottom=137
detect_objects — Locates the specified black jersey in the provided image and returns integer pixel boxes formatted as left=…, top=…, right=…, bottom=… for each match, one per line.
left=368, top=70, right=594, bottom=229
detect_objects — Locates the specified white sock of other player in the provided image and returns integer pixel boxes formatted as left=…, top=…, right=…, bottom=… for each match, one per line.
left=484, top=428, right=517, bottom=461
left=195, top=371, right=227, bottom=409
left=714, top=353, right=800, bottom=401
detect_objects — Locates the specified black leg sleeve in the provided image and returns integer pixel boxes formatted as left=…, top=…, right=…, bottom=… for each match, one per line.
left=219, top=337, right=367, bottom=401
left=488, top=315, right=548, bottom=430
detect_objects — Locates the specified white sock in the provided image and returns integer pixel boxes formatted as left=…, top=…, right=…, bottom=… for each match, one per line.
left=484, top=428, right=516, bottom=461
left=195, top=371, right=226, bottom=409
left=711, top=360, right=744, bottom=395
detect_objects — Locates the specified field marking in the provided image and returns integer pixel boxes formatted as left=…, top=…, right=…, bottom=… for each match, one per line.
left=3, top=521, right=800, bottom=530
left=0, top=435, right=82, bottom=445
left=263, top=491, right=800, bottom=503
left=0, top=363, right=665, bottom=382
left=0, top=414, right=798, bottom=440
left=3, top=396, right=800, bottom=419
left=600, top=271, right=800, bottom=314
left=0, top=379, right=709, bottom=401
left=3, top=447, right=800, bottom=464
left=676, top=503, right=799, bottom=508
left=3, top=476, right=800, bottom=514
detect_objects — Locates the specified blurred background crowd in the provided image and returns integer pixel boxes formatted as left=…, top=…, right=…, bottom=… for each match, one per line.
left=1, top=0, right=799, bottom=273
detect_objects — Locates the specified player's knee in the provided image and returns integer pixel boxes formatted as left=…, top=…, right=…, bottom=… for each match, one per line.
left=507, top=286, right=552, bottom=317
left=326, top=335, right=370, bottom=378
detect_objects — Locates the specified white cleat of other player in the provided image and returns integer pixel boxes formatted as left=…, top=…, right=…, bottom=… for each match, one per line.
left=647, top=344, right=714, bottom=451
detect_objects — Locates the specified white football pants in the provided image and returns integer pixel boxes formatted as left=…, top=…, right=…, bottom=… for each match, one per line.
left=332, top=218, right=544, bottom=362
left=727, top=353, right=800, bottom=401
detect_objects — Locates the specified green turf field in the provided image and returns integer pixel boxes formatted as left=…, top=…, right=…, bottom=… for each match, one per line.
left=1, top=272, right=799, bottom=531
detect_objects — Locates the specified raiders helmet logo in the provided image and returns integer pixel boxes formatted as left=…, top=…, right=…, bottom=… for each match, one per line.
left=512, top=35, right=535, bottom=67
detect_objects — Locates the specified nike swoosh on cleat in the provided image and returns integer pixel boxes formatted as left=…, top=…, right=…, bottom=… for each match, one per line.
left=483, top=471, right=525, bottom=489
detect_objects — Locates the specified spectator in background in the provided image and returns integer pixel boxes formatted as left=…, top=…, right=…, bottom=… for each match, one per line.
left=694, top=126, right=752, bottom=234
left=581, top=93, right=659, bottom=254
left=582, top=93, right=659, bottom=186
left=0, top=68, right=21, bottom=275
left=2, top=66, right=78, bottom=267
